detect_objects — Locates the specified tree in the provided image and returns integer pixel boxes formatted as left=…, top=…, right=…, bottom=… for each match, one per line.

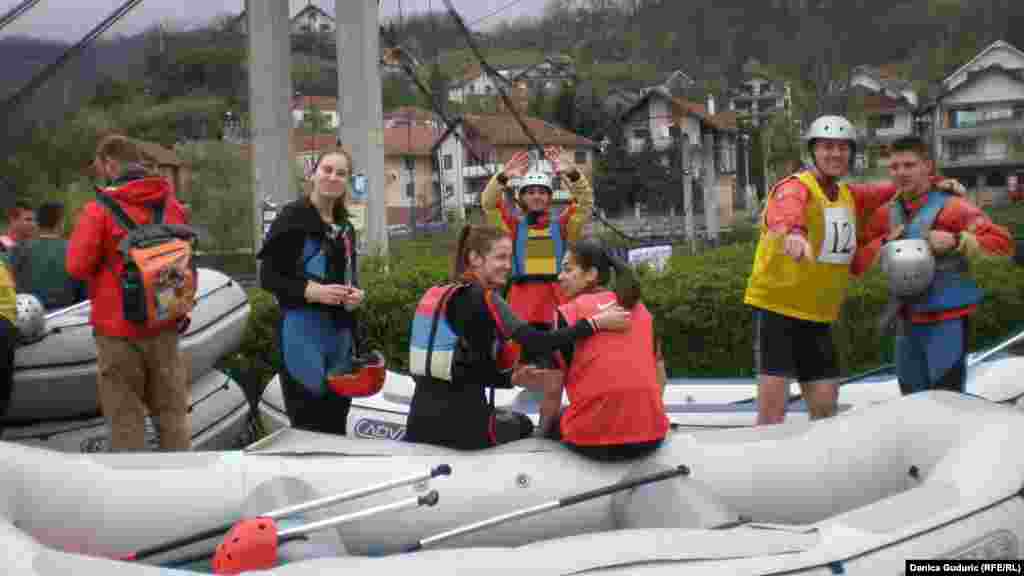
left=553, top=82, right=577, bottom=131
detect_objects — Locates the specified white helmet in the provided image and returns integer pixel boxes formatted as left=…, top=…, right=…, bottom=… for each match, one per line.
left=880, top=238, right=935, bottom=297
left=518, top=171, right=553, bottom=196
left=804, top=115, right=857, bottom=143
left=15, top=293, right=46, bottom=343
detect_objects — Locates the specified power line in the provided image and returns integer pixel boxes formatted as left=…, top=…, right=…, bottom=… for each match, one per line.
left=467, top=0, right=531, bottom=28
left=0, top=0, right=44, bottom=33
left=2, top=0, right=147, bottom=118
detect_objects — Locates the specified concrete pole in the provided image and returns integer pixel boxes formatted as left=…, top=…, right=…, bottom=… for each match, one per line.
left=679, top=134, right=695, bottom=253
left=702, top=130, right=719, bottom=244
left=337, top=0, right=388, bottom=258
left=246, top=0, right=295, bottom=257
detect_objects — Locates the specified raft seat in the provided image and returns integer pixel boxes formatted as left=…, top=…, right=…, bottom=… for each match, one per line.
left=611, top=461, right=743, bottom=531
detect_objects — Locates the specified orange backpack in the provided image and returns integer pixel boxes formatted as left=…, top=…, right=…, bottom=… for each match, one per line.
left=95, top=192, right=198, bottom=330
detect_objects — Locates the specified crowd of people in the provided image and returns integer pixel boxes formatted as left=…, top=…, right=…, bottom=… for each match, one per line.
left=0, top=117, right=1020, bottom=458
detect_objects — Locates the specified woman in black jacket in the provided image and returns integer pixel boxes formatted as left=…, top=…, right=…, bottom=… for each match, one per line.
left=404, top=224, right=630, bottom=450
left=258, top=148, right=364, bottom=434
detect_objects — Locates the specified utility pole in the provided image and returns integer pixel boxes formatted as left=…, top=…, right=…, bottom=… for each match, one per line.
left=337, top=0, right=388, bottom=258
left=702, top=129, right=719, bottom=245
left=246, top=0, right=295, bottom=258
left=672, top=126, right=695, bottom=253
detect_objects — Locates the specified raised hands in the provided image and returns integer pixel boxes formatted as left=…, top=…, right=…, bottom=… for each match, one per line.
left=503, top=150, right=531, bottom=179
left=543, top=145, right=564, bottom=174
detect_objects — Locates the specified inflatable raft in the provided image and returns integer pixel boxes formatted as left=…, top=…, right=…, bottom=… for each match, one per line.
left=4, top=268, right=251, bottom=424
left=259, top=328, right=1024, bottom=438
left=0, top=369, right=259, bottom=453
left=2, top=391, right=1023, bottom=575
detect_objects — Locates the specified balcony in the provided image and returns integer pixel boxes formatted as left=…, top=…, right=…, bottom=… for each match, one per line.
left=462, top=163, right=503, bottom=179
left=936, top=118, right=1024, bottom=138
left=628, top=137, right=675, bottom=154
left=939, top=150, right=1024, bottom=169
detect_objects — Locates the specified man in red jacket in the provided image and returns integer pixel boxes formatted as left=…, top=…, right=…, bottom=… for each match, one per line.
left=67, top=134, right=192, bottom=452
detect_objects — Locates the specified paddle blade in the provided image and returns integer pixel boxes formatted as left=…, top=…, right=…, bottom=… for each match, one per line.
left=211, top=517, right=279, bottom=575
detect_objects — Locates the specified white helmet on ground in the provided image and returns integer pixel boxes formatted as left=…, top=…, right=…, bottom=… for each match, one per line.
left=15, top=293, right=46, bottom=343
left=518, top=171, right=553, bottom=196
left=880, top=238, right=935, bottom=297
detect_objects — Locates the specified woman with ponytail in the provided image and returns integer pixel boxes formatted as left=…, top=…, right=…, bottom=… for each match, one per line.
left=404, top=225, right=631, bottom=451
left=538, top=238, right=670, bottom=462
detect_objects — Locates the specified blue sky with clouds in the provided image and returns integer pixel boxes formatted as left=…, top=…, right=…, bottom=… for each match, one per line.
left=0, top=0, right=544, bottom=41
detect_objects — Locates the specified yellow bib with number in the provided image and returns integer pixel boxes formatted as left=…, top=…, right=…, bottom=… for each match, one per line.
left=743, top=171, right=856, bottom=323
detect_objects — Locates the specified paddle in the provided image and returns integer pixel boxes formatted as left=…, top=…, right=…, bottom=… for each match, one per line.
left=175, top=491, right=440, bottom=574
left=118, top=464, right=451, bottom=562
left=401, top=464, right=690, bottom=554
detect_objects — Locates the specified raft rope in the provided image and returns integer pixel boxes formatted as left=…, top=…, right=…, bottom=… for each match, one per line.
left=0, top=0, right=44, bottom=32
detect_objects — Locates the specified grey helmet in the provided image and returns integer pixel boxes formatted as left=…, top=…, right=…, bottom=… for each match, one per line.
left=15, top=293, right=46, bottom=343
left=804, top=115, right=857, bottom=168
left=880, top=238, right=935, bottom=297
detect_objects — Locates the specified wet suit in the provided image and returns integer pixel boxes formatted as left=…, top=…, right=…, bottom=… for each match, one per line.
left=259, top=198, right=358, bottom=435
left=405, top=277, right=600, bottom=451
left=0, top=250, right=16, bottom=431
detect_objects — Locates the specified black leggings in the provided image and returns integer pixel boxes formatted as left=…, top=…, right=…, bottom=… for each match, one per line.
left=546, top=416, right=664, bottom=462
left=279, top=366, right=352, bottom=435
left=0, top=318, right=14, bottom=428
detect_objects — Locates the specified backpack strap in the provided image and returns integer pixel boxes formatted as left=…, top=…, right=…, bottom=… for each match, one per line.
left=94, top=191, right=139, bottom=231
left=423, top=283, right=465, bottom=380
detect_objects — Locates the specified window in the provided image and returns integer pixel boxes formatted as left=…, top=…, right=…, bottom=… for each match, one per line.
left=402, top=156, right=415, bottom=171
left=633, top=128, right=651, bottom=141
left=445, top=184, right=455, bottom=198
left=982, top=108, right=1013, bottom=123
left=320, top=23, right=331, bottom=33
left=876, top=114, right=895, bottom=130
left=405, top=182, right=415, bottom=199
left=443, top=154, right=453, bottom=170
left=574, top=150, right=587, bottom=164
left=947, top=139, right=978, bottom=160
left=951, top=108, right=977, bottom=129
left=1015, top=104, right=1024, bottom=120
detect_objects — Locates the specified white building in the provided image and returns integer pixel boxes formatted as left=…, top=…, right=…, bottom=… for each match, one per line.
left=924, top=40, right=1024, bottom=205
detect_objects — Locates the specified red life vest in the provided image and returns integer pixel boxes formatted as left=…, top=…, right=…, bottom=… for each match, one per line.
left=557, top=291, right=669, bottom=446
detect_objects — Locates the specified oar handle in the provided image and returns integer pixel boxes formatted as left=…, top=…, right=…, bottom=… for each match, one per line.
left=408, top=464, right=691, bottom=553
left=560, top=465, right=690, bottom=506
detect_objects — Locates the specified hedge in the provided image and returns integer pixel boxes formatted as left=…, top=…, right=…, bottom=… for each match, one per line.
left=218, top=238, right=1024, bottom=392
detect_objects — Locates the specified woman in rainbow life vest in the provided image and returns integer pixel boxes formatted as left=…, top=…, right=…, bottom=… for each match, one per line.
left=0, top=250, right=17, bottom=432
left=531, top=238, right=669, bottom=462
left=852, top=136, right=1015, bottom=395
left=481, top=146, right=593, bottom=368
left=743, top=115, right=967, bottom=426
left=404, top=225, right=630, bottom=451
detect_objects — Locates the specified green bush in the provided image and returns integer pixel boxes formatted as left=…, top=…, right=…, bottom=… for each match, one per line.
left=225, top=234, right=1024, bottom=389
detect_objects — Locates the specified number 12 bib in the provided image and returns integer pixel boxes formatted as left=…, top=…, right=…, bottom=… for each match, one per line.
left=818, top=206, right=856, bottom=265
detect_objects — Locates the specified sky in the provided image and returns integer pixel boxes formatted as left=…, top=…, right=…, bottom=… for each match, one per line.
left=0, top=0, right=546, bottom=42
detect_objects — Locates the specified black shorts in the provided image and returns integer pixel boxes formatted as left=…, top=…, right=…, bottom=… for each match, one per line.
left=752, top=307, right=840, bottom=383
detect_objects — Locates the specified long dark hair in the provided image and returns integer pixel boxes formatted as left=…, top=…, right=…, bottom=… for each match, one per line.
left=568, top=238, right=641, bottom=309
left=453, top=224, right=507, bottom=279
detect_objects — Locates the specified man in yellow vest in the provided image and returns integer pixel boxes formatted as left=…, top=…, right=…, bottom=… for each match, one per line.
left=744, top=115, right=965, bottom=425
left=0, top=248, right=17, bottom=432
left=482, top=145, right=593, bottom=366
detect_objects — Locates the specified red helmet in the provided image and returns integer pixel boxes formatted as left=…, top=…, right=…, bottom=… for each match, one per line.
left=326, top=350, right=386, bottom=397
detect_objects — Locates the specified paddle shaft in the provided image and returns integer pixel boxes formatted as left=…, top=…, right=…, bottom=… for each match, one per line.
left=126, top=464, right=450, bottom=562
left=408, top=465, right=690, bottom=552
left=166, top=492, right=439, bottom=568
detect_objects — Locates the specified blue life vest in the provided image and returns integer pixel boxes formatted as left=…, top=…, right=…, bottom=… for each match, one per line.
left=280, top=233, right=356, bottom=396
left=891, top=191, right=983, bottom=315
